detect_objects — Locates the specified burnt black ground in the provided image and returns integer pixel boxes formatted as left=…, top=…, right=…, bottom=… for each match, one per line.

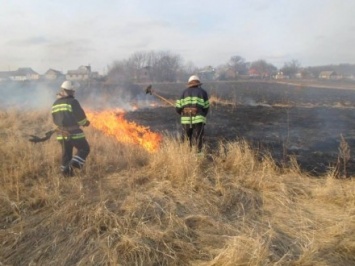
left=125, top=81, right=355, bottom=177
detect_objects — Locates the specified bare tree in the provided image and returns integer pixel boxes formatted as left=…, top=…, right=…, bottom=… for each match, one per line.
left=229, top=55, right=248, bottom=75
left=281, top=59, right=301, bottom=78
left=107, top=50, right=183, bottom=83
left=177, top=61, right=198, bottom=82
left=150, top=51, right=182, bottom=82
left=107, top=60, right=132, bottom=84
left=127, top=51, right=151, bottom=82
left=250, top=59, right=277, bottom=77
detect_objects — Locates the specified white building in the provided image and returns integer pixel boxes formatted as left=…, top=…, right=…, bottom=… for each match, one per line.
left=10, top=68, right=40, bottom=81
left=66, top=65, right=99, bottom=81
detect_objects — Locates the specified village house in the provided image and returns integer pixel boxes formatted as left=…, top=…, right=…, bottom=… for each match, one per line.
left=9, top=68, right=40, bottom=81
left=318, top=71, right=340, bottom=80
left=66, top=65, right=99, bottom=81
left=215, top=67, right=237, bottom=80
left=43, top=68, right=64, bottom=80
left=224, top=68, right=237, bottom=79
left=198, top=66, right=216, bottom=81
left=274, top=71, right=289, bottom=80
left=248, top=68, right=261, bottom=79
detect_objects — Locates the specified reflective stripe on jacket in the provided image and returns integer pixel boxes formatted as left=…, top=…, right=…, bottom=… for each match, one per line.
left=56, top=132, right=86, bottom=141
left=52, top=96, right=88, bottom=140
left=175, top=86, right=209, bottom=124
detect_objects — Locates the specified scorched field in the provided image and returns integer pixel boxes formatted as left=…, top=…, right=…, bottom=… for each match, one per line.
left=128, top=80, right=355, bottom=177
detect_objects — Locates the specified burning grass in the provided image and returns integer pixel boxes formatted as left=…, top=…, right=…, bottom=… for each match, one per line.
left=1, top=109, right=355, bottom=265
left=86, top=110, right=162, bottom=153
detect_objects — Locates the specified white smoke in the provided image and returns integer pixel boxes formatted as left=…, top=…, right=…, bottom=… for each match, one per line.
left=79, top=83, right=161, bottom=111
left=0, top=81, right=160, bottom=112
left=0, top=81, right=57, bottom=110
left=242, top=97, right=271, bottom=107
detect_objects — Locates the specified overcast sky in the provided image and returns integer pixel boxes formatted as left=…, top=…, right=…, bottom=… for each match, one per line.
left=1, top=0, right=354, bottom=74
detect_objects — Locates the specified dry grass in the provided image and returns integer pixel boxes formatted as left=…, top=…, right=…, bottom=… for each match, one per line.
left=1, top=109, right=355, bottom=266
left=208, top=95, right=237, bottom=108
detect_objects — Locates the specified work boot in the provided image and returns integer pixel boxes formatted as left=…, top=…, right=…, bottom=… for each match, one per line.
left=70, top=155, right=85, bottom=169
left=70, top=160, right=81, bottom=169
left=61, top=165, right=74, bottom=177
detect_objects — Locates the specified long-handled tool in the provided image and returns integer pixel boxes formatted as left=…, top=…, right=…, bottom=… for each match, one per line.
left=28, top=129, right=56, bottom=143
left=145, top=85, right=175, bottom=107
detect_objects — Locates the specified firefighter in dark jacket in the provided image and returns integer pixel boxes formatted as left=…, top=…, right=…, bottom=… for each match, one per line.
left=52, top=81, right=90, bottom=176
left=175, top=75, right=210, bottom=153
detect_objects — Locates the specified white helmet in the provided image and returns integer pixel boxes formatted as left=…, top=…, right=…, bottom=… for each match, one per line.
left=188, top=75, right=200, bottom=83
left=187, top=75, right=201, bottom=88
left=61, top=80, right=76, bottom=91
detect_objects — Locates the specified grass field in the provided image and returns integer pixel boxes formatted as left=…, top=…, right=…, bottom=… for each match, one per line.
left=1, top=108, right=354, bottom=265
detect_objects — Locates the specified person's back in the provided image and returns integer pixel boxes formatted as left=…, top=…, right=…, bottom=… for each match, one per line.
left=176, top=75, right=209, bottom=152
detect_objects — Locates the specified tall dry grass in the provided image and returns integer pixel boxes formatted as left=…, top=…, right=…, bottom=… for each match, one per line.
left=0, top=109, right=354, bottom=266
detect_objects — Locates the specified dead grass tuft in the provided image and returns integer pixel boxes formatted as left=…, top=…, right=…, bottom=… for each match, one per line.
left=209, top=94, right=237, bottom=108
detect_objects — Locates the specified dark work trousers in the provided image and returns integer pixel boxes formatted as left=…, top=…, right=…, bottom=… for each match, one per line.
left=59, top=138, right=90, bottom=175
left=181, top=123, right=205, bottom=152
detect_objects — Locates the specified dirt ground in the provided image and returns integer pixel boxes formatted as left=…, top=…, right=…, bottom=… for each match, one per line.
left=125, top=81, right=355, bottom=177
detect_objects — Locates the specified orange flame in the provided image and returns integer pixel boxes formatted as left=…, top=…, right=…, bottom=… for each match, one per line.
left=86, top=110, right=162, bottom=152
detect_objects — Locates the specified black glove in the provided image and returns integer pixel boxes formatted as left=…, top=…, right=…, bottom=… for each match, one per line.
left=83, top=120, right=90, bottom=127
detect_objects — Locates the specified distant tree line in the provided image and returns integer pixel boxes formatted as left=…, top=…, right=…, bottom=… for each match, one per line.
left=106, top=51, right=188, bottom=84
left=106, top=50, right=355, bottom=83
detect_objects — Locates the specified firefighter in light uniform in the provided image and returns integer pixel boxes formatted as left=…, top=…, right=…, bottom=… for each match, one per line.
left=175, top=75, right=210, bottom=153
left=52, top=81, right=90, bottom=176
